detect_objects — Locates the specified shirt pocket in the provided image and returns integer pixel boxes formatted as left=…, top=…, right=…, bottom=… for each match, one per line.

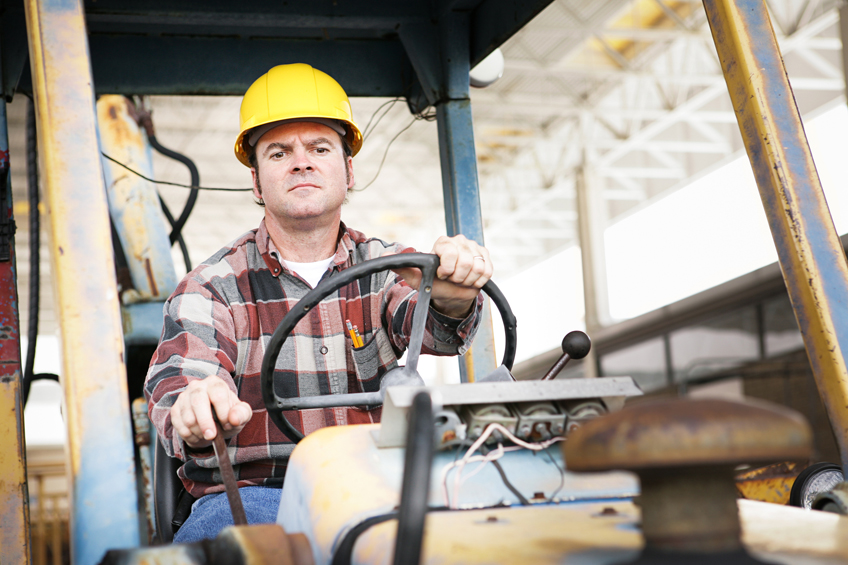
left=351, top=327, right=398, bottom=393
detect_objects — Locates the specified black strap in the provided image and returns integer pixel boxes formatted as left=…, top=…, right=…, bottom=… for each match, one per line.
left=171, top=488, right=197, bottom=534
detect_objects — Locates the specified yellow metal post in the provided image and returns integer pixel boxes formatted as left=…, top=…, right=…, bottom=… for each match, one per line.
left=704, top=0, right=848, bottom=473
left=24, top=0, right=140, bottom=562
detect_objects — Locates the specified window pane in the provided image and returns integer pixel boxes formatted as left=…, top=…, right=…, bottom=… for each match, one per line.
left=600, top=337, right=667, bottom=392
left=764, top=294, right=803, bottom=357
left=669, top=308, right=759, bottom=382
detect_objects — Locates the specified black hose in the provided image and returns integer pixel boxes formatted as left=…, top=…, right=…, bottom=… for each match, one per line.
left=158, top=194, right=192, bottom=273
left=331, top=513, right=397, bottom=565
left=147, top=134, right=199, bottom=246
left=22, top=98, right=61, bottom=405
left=392, top=391, right=435, bottom=565
left=23, top=373, right=60, bottom=406
left=24, top=97, right=39, bottom=396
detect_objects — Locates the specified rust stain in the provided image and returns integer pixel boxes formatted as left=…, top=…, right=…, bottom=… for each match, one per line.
left=565, top=398, right=812, bottom=471
left=144, top=257, right=158, bottom=297
left=735, top=461, right=802, bottom=505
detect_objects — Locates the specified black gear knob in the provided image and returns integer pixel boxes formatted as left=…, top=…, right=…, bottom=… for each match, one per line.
left=561, top=331, right=591, bottom=360
left=541, top=330, right=592, bottom=380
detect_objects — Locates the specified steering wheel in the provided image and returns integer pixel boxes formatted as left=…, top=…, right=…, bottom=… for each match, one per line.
left=260, top=253, right=517, bottom=443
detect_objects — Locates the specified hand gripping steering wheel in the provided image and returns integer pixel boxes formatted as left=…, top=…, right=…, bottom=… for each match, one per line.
left=260, top=253, right=517, bottom=443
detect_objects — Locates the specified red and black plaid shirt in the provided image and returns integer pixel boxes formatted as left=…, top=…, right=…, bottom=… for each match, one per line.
left=145, top=220, right=482, bottom=497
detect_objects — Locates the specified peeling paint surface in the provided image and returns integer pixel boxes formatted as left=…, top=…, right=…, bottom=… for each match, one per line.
left=97, top=95, right=177, bottom=304
left=0, top=101, right=30, bottom=565
left=704, top=0, right=848, bottom=473
left=25, top=0, right=140, bottom=563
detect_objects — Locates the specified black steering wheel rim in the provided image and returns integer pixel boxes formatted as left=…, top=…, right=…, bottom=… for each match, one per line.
left=261, top=252, right=517, bottom=443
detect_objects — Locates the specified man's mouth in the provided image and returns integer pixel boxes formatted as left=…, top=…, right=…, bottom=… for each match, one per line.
left=288, top=183, right=319, bottom=191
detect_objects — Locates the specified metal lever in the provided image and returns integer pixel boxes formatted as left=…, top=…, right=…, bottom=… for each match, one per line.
left=541, top=331, right=591, bottom=381
left=211, top=417, right=248, bottom=526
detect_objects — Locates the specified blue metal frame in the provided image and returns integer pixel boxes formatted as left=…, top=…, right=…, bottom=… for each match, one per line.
left=5, top=0, right=556, bottom=99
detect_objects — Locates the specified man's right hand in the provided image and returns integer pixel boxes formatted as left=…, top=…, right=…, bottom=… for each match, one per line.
left=170, top=375, right=253, bottom=450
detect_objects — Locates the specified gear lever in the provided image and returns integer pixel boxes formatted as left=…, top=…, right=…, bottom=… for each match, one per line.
left=211, top=416, right=248, bottom=526
left=541, top=331, right=591, bottom=381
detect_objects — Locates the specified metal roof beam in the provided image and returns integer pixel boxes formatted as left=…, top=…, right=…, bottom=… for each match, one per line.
left=21, top=35, right=413, bottom=96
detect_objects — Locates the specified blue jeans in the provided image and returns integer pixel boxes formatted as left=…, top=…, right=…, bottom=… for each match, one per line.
left=173, top=486, right=282, bottom=543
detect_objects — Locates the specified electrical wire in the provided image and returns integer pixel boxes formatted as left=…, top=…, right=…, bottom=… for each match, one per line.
left=459, top=443, right=507, bottom=484
left=441, top=423, right=563, bottom=509
left=105, top=99, right=437, bottom=197
left=481, top=444, right=531, bottom=506
left=362, top=98, right=401, bottom=140
left=100, top=152, right=253, bottom=192
left=541, top=445, right=566, bottom=503
left=354, top=117, right=417, bottom=193
left=440, top=452, right=503, bottom=507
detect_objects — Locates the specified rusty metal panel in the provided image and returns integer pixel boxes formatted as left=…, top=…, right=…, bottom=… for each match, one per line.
left=735, top=462, right=802, bottom=505
left=97, top=95, right=178, bottom=305
left=24, top=0, right=140, bottom=563
left=703, top=0, right=848, bottom=474
left=0, top=98, right=30, bottom=565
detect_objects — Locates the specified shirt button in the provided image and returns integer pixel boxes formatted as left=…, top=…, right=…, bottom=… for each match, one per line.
left=320, top=346, right=328, bottom=355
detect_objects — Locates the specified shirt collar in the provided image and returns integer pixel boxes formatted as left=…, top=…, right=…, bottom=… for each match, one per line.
left=258, top=219, right=354, bottom=278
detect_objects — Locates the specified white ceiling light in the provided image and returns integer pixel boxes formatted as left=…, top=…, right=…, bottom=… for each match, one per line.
left=470, top=48, right=505, bottom=88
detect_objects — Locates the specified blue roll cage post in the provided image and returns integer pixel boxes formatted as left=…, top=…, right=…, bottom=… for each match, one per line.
left=400, top=12, right=498, bottom=383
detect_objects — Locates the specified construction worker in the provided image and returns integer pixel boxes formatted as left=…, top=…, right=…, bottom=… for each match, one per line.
left=144, top=63, right=493, bottom=542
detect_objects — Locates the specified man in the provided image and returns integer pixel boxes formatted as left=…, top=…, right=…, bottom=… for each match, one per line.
left=144, top=63, right=493, bottom=542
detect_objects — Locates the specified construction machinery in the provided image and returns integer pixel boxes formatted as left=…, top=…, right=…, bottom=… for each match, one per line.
left=1, top=0, right=848, bottom=564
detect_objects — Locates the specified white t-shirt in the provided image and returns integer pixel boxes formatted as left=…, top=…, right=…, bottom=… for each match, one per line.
left=284, top=257, right=334, bottom=288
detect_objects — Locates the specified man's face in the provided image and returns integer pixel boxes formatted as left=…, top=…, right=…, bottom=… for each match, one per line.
left=251, top=121, right=354, bottom=228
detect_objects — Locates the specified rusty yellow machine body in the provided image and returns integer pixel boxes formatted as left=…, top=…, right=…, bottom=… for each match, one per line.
left=272, top=413, right=848, bottom=565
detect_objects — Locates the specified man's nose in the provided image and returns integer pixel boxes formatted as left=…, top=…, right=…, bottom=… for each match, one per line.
left=290, top=148, right=313, bottom=172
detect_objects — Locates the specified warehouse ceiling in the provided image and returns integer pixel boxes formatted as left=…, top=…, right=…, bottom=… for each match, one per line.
left=9, top=0, right=846, bottom=340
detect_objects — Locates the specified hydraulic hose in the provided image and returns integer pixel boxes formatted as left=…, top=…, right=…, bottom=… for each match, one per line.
left=135, top=103, right=196, bottom=272
left=23, top=97, right=59, bottom=405
left=158, top=194, right=192, bottom=273
left=24, top=97, right=38, bottom=391
left=392, top=391, right=435, bottom=565
left=147, top=134, right=199, bottom=245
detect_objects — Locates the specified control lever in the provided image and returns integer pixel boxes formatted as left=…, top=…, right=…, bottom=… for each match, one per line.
left=211, top=416, right=248, bottom=526
left=540, top=331, right=591, bottom=381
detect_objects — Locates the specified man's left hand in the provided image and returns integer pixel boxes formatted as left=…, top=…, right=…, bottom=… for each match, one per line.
left=394, top=234, right=493, bottom=318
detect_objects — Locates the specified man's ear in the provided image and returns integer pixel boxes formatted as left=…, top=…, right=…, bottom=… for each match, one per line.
left=346, top=156, right=355, bottom=190
left=251, top=168, right=262, bottom=199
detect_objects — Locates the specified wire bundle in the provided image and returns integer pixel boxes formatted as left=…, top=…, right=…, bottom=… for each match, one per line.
left=440, top=422, right=564, bottom=509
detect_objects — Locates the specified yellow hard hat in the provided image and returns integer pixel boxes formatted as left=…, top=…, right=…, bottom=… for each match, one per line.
left=234, top=63, right=363, bottom=167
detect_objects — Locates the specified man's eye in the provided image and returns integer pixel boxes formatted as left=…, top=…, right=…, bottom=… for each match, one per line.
left=315, top=147, right=329, bottom=153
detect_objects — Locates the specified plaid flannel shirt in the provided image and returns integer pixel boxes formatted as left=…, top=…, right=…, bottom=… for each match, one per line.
left=145, top=220, right=482, bottom=497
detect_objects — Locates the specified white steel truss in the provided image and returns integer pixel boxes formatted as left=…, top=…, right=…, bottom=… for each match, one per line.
left=471, top=0, right=846, bottom=275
